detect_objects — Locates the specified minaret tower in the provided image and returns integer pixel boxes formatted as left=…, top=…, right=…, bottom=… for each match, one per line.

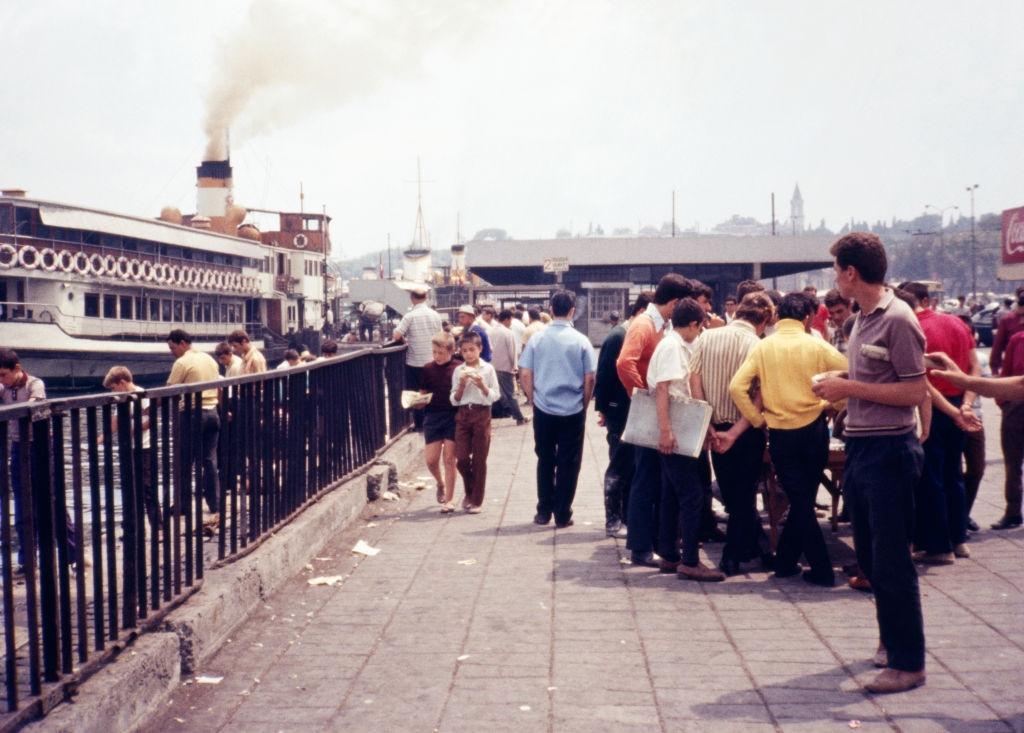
left=790, top=183, right=805, bottom=234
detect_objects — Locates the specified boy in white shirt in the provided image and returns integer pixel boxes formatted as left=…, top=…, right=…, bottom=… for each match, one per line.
left=648, top=298, right=724, bottom=582
left=450, top=332, right=499, bottom=513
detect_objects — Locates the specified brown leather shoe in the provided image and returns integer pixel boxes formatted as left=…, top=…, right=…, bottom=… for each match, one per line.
left=658, top=559, right=681, bottom=573
left=912, top=551, right=954, bottom=565
left=677, top=562, right=726, bottom=582
left=865, top=668, right=925, bottom=694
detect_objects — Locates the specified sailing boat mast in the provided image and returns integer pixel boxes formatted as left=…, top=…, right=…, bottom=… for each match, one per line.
left=408, top=157, right=430, bottom=254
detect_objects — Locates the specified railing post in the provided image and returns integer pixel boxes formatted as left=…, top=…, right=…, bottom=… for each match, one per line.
left=116, top=400, right=138, bottom=631
left=1, top=420, right=17, bottom=711
left=31, top=416, right=59, bottom=683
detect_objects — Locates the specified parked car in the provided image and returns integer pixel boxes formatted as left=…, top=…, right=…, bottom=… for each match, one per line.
left=971, top=302, right=1001, bottom=346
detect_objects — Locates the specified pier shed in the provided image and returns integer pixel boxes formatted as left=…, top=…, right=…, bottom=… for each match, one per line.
left=465, top=234, right=834, bottom=345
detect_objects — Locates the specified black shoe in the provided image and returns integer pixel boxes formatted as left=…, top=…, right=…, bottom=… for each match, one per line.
left=700, top=527, right=726, bottom=543
left=773, top=564, right=801, bottom=579
left=516, top=418, right=530, bottom=425
left=630, top=552, right=659, bottom=568
left=802, top=570, right=835, bottom=587
left=966, top=517, right=980, bottom=532
left=718, top=558, right=741, bottom=577
left=555, top=518, right=574, bottom=529
left=605, top=519, right=624, bottom=537
left=991, top=516, right=1022, bottom=530
left=759, top=552, right=775, bottom=572
left=533, top=513, right=551, bottom=526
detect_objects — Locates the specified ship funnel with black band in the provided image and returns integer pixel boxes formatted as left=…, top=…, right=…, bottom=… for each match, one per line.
left=194, top=159, right=244, bottom=234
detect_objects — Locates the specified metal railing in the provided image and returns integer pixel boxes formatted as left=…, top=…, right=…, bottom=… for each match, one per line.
left=0, top=345, right=410, bottom=728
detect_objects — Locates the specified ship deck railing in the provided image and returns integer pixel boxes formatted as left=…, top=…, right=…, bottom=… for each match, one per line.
left=0, top=344, right=410, bottom=729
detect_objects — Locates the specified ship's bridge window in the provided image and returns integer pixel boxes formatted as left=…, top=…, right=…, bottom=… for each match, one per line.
left=84, top=293, right=99, bottom=318
left=149, top=299, right=160, bottom=321
left=162, top=299, right=171, bottom=322
left=183, top=302, right=193, bottom=322
left=203, top=303, right=213, bottom=322
left=103, top=294, right=117, bottom=319
left=136, top=297, right=146, bottom=321
left=173, top=301, right=183, bottom=322
left=120, top=295, right=133, bottom=320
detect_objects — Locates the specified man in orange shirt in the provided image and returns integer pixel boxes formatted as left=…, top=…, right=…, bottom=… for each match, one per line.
left=616, top=273, right=694, bottom=567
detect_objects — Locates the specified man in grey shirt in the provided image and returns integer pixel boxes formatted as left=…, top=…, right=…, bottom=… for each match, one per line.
left=491, top=310, right=527, bottom=425
left=813, top=232, right=928, bottom=695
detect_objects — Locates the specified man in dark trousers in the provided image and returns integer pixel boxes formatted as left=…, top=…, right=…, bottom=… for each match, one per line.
left=520, top=290, right=596, bottom=529
left=814, top=232, right=929, bottom=694
left=595, top=293, right=651, bottom=538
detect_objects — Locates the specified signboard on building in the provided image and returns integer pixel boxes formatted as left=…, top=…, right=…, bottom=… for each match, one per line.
left=999, top=205, right=1024, bottom=280
left=543, top=257, right=569, bottom=273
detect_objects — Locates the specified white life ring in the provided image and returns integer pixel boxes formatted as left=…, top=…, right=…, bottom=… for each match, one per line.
left=214, top=272, right=224, bottom=289
left=293, top=233, right=308, bottom=249
left=141, top=261, right=155, bottom=282
left=117, top=256, right=130, bottom=278
left=0, top=243, right=15, bottom=269
left=73, top=252, right=90, bottom=275
left=203, top=270, right=214, bottom=288
left=129, top=259, right=141, bottom=279
left=103, top=254, right=117, bottom=276
left=88, top=253, right=104, bottom=276
left=57, top=250, right=74, bottom=273
left=18, top=245, right=39, bottom=269
left=168, top=265, right=180, bottom=284
left=153, top=263, right=168, bottom=283
left=39, top=248, right=58, bottom=272
left=227, top=273, right=237, bottom=290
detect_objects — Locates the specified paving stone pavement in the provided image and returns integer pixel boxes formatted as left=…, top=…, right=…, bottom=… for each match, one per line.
left=143, top=402, right=1024, bottom=733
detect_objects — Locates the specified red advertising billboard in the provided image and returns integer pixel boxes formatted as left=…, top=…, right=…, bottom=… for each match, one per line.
left=1002, top=205, right=1024, bottom=265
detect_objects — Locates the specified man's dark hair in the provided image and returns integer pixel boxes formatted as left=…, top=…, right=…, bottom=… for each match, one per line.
left=898, top=281, right=930, bottom=305
left=830, top=232, right=887, bottom=284
left=550, top=290, right=576, bottom=317
left=736, top=279, right=765, bottom=301
left=167, top=329, right=192, bottom=345
left=724, top=295, right=737, bottom=305
left=802, top=285, right=818, bottom=295
left=893, top=288, right=919, bottom=310
left=497, top=309, right=513, bottom=322
left=527, top=307, right=541, bottom=322
left=692, top=280, right=713, bottom=302
left=735, top=293, right=773, bottom=326
left=321, top=340, right=339, bottom=355
left=482, top=305, right=496, bottom=317
left=0, top=348, right=20, bottom=370
left=513, top=308, right=525, bottom=320
left=226, top=329, right=250, bottom=344
left=778, top=293, right=815, bottom=322
left=459, top=331, right=482, bottom=348
left=214, top=342, right=233, bottom=357
left=671, top=297, right=705, bottom=329
left=283, top=349, right=300, bottom=361
left=631, top=291, right=653, bottom=317
left=822, top=289, right=850, bottom=309
left=653, top=273, right=693, bottom=305
left=766, top=290, right=783, bottom=309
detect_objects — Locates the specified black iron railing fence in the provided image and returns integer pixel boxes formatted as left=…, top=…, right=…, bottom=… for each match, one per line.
left=0, top=344, right=410, bottom=728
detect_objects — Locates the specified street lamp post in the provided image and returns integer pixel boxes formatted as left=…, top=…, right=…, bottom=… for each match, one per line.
left=924, top=203, right=959, bottom=248
left=966, top=184, right=979, bottom=305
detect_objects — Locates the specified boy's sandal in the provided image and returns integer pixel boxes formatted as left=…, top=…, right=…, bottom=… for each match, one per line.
left=466, top=505, right=482, bottom=514
left=440, top=503, right=455, bottom=513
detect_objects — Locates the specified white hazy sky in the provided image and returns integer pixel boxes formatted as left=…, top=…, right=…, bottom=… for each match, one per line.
left=2, top=0, right=1021, bottom=258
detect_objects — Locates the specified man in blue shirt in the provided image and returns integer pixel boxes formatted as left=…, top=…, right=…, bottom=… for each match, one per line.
left=520, top=290, right=597, bottom=528
left=457, top=305, right=492, bottom=362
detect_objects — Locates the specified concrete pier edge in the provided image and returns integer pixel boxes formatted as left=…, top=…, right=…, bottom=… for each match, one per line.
left=28, top=433, right=421, bottom=733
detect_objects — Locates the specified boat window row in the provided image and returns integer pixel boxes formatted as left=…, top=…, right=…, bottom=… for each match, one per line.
left=82, top=293, right=242, bottom=324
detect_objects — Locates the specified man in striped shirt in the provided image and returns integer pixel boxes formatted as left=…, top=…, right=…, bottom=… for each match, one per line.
left=393, top=286, right=443, bottom=431
left=690, top=292, right=775, bottom=575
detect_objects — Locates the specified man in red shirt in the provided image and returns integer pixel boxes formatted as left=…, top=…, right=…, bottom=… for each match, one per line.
left=900, top=283, right=980, bottom=563
left=991, top=286, right=1024, bottom=373
left=616, top=273, right=693, bottom=567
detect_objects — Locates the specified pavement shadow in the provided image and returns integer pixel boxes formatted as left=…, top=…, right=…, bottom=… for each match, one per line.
left=691, top=665, right=1019, bottom=732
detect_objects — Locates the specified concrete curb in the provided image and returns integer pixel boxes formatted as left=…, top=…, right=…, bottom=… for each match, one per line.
left=28, top=433, right=421, bottom=733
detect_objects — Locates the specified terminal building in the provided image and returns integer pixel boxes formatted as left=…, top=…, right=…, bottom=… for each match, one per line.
left=464, top=233, right=834, bottom=345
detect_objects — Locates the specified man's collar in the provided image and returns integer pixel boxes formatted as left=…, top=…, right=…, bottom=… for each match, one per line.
left=775, top=319, right=806, bottom=333
left=644, top=303, right=666, bottom=330
left=861, top=288, right=895, bottom=315
left=729, top=319, right=756, bottom=335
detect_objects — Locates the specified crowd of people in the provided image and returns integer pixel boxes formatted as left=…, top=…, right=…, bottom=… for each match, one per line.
left=398, top=232, right=1024, bottom=696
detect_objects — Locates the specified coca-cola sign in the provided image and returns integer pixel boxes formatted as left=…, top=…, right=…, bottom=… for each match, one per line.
left=1003, top=206, right=1024, bottom=265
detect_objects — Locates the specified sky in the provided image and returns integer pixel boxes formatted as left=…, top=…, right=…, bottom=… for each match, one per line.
left=2, top=0, right=1021, bottom=259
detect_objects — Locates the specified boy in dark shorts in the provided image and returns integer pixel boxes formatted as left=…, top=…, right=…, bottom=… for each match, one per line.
left=419, top=332, right=459, bottom=512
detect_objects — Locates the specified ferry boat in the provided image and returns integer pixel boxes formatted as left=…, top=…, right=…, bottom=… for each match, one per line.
left=0, top=157, right=331, bottom=391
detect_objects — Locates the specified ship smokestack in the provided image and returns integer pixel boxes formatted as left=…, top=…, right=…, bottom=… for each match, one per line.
left=196, top=159, right=233, bottom=234
left=450, top=243, right=466, bottom=284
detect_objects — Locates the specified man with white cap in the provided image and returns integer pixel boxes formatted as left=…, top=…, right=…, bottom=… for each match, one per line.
left=456, top=305, right=492, bottom=362
left=393, top=285, right=443, bottom=431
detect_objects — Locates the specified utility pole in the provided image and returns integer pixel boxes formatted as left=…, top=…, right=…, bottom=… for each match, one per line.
left=966, top=184, right=980, bottom=303
left=671, top=190, right=676, bottom=237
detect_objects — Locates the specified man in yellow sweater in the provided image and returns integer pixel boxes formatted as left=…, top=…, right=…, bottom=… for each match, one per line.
left=729, top=293, right=848, bottom=586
